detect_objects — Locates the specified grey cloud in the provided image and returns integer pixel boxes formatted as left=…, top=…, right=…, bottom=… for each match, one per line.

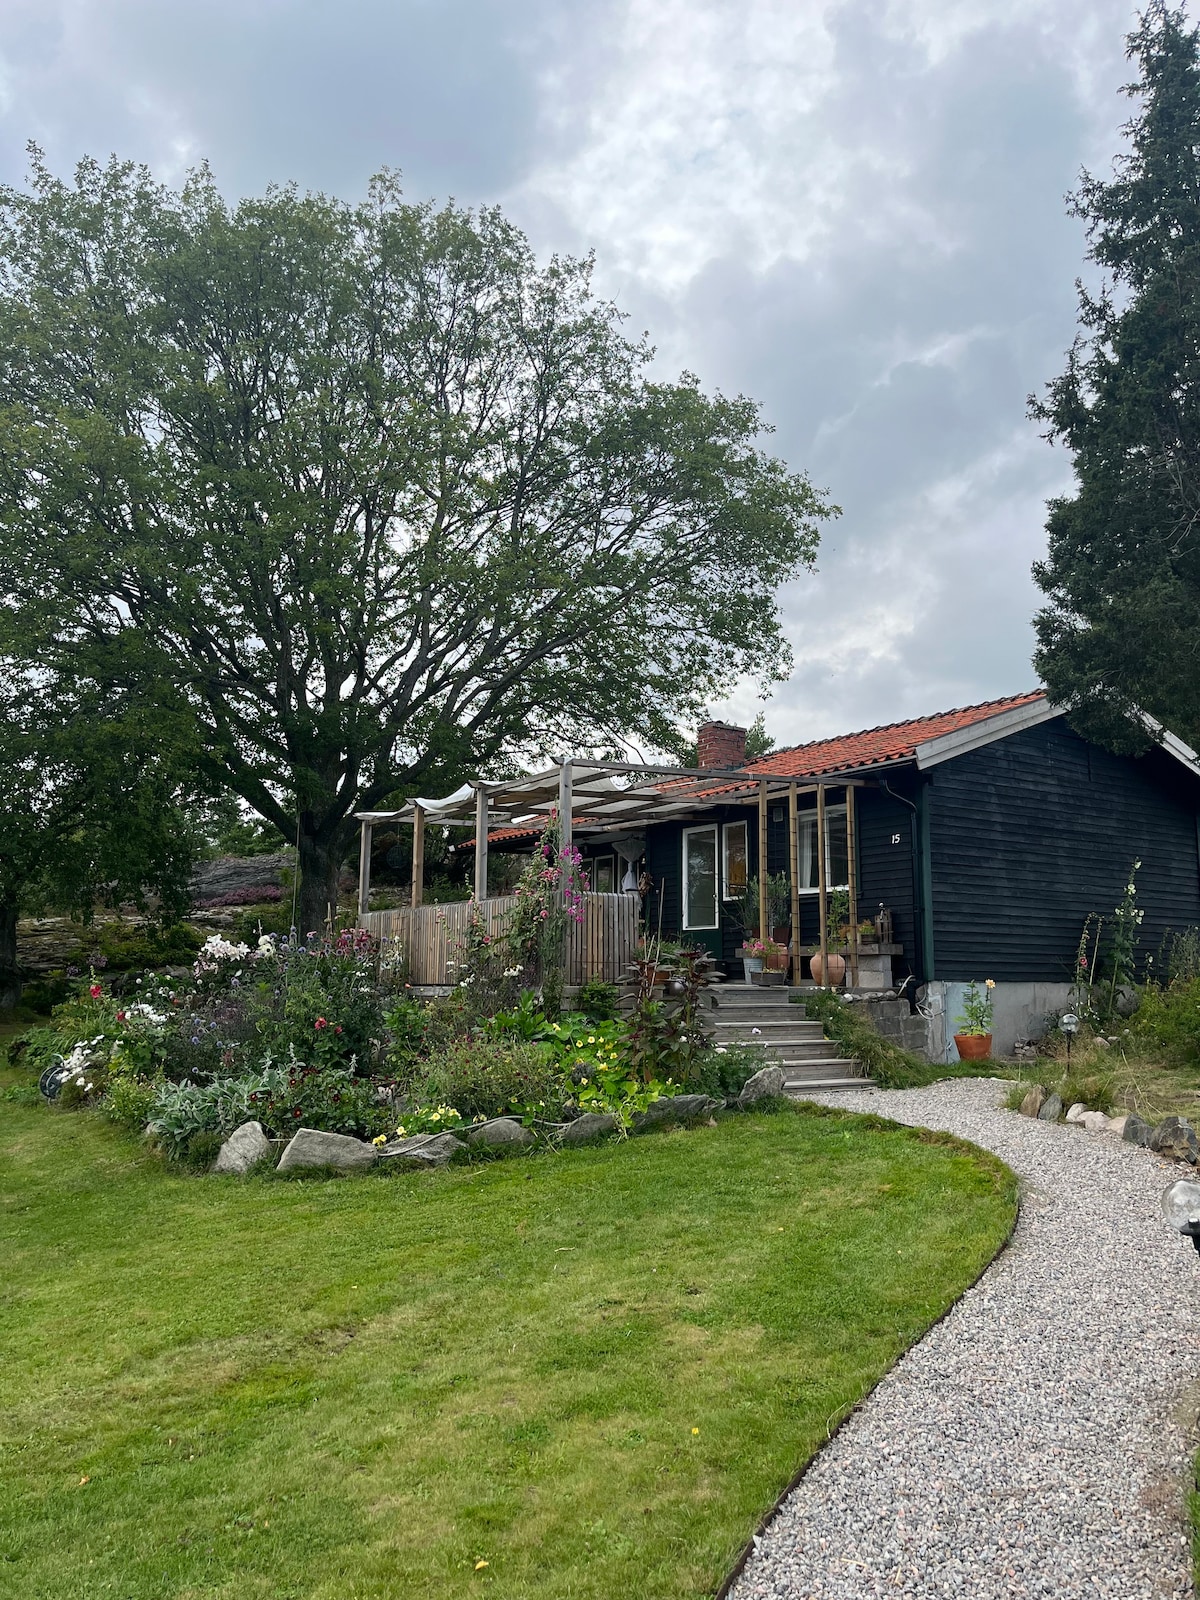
left=0, top=0, right=1152, bottom=743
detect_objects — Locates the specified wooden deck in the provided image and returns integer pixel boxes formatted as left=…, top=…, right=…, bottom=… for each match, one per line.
left=359, top=892, right=638, bottom=987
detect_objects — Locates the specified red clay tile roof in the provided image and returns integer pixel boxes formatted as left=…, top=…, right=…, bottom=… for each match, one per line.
left=743, top=692, right=1047, bottom=780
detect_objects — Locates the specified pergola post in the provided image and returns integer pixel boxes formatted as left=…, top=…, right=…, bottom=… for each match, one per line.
left=846, top=785, right=859, bottom=989
left=474, top=786, right=489, bottom=901
left=816, top=783, right=829, bottom=987
left=411, top=804, right=425, bottom=909
left=757, top=782, right=769, bottom=942
left=558, top=759, right=573, bottom=862
left=788, top=782, right=800, bottom=984
left=357, top=820, right=373, bottom=918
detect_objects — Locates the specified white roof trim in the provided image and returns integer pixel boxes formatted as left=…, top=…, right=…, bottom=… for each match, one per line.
left=914, top=698, right=1061, bottom=769
left=1139, top=713, right=1200, bottom=780
left=914, top=696, right=1200, bottom=781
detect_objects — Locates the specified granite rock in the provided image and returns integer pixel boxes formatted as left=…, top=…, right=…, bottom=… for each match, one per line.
left=380, top=1131, right=467, bottom=1166
left=558, top=1112, right=618, bottom=1144
left=1122, top=1112, right=1153, bottom=1147
left=1150, top=1116, right=1199, bottom=1164
left=1020, top=1085, right=1046, bottom=1118
left=464, top=1117, right=535, bottom=1150
left=737, top=1066, right=785, bottom=1108
left=212, top=1119, right=272, bottom=1174
left=1037, top=1093, right=1063, bottom=1123
left=631, top=1094, right=721, bottom=1131
left=277, top=1127, right=379, bottom=1173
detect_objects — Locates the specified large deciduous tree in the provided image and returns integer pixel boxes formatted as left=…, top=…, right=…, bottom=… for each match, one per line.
left=1033, top=4, right=1200, bottom=751
left=0, top=153, right=834, bottom=933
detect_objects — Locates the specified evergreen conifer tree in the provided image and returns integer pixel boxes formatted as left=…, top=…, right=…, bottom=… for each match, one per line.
left=1033, top=3, right=1200, bottom=750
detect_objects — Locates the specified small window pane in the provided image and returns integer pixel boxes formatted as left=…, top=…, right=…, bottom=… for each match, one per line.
left=592, top=856, right=615, bottom=893
left=827, top=814, right=849, bottom=889
left=722, top=822, right=748, bottom=897
left=684, top=827, right=719, bottom=928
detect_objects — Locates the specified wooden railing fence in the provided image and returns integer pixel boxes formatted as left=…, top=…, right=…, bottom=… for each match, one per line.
left=359, top=891, right=638, bottom=987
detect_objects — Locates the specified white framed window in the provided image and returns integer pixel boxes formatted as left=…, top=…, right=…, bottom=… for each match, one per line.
left=797, top=806, right=850, bottom=893
left=722, top=821, right=748, bottom=899
left=682, top=825, right=719, bottom=929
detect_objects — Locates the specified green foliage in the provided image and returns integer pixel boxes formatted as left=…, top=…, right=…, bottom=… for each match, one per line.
left=102, top=1076, right=159, bottom=1133
left=798, top=991, right=947, bottom=1089
left=0, top=154, right=834, bottom=935
left=1032, top=7, right=1200, bottom=750
left=1004, top=1071, right=1115, bottom=1114
left=411, top=1035, right=567, bottom=1123
left=1133, top=974, right=1200, bottom=1064
left=688, top=1042, right=772, bottom=1100
left=576, top=1060, right=673, bottom=1130
left=387, top=1104, right=465, bottom=1139
left=576, top=978, right=621, bottom=1022
left=146, top=1059, right=386, bottom=1155
left=181, top=1130, right=226, bottom=1171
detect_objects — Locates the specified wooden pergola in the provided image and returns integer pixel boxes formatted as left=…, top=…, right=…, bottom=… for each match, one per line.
left=356, top=759, right=866, bottom=986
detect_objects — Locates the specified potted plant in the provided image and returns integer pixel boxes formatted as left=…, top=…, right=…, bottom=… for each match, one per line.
left=810, top=888, right=849, bottom=987
left=748, top=937, right=788, bottom=985
left=954, top=979, right=995, bottom=1059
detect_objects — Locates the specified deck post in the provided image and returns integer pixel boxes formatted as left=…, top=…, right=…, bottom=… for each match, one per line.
left=846, top=786, right=859, bottom=989
left=411, top=804, right=425, bottom=909
left=474, top=786, right=488, bottom=901
left=816, top=783, right=829, bottom=987
left=357, top=820, right=373, bottom=918
left=757, top=782, right=769, bottom=942
left=788, top=782, right=800, bottom=984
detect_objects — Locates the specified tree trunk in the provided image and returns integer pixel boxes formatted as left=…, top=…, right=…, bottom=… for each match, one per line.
left=0, top=900, right=22, bottom=1010
left=295, top=829, right=343, bottom=938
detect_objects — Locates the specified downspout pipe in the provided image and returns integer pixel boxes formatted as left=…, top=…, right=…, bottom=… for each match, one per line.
left=876, top=777, right=926, bottom=987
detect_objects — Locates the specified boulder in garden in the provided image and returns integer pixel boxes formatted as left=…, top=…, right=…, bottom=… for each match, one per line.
left=212, top=1119, right=272, bottom=1174
left=277, top=1127, right=379, bottom=1173
left=1150, top=1117, right=1200, bottom=1164
left=1019, top=1085, right=1046, bottom=1118
left=1037, top=1092, right=1063, bottom=1123
left=464, top=1117, right=535, bottom=1150
left=558, top=1112, right=618, bottom=1144
left=631, top=1094, right=721, bottom=1131
left=1065, top=1103, right=1088, bottom=1124
left=380, top=1132, right=467, bottom=1167
left=737, top=1066, right=785, bottom=1108
left=1080, top=1110, right=1110, bottom=1133
left=1122, top=1113, right=1153, bottom=1147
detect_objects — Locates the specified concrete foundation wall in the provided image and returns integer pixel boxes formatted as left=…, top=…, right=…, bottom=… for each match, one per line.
left=918, top=980, right=1075, bottom=1063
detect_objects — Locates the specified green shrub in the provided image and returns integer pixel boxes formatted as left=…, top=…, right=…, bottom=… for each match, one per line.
left=242, top=930, right=385, bottom=1073
left=102, top=1077, right=160, bottom=1133
left=576, top=979, right=621, bottom=1022
left=688, top=1042, right=769, bottom=1100
left=1133, top=977, right=1200, bottom=1065
left=146, top=1059, right=388, bottom=1155
left=182, top=1130, right=225, bottom=1170
left=414, top=1035, right=567, bottom=1122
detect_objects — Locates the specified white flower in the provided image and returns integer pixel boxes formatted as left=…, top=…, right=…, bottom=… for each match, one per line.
left=751, top=1027, right=761, bottom=1036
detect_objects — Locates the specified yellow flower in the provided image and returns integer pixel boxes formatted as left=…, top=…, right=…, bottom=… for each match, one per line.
left=551, top=1023, right=561, bottom=1032
left=691, top=1427, right=699, bottom=1435
left=985, top=978, right=996, bottom=990
left=372, top=1134, right=387, bottom=1147
left=395, top=1126, right=406, bottom=1138
left=587, top=1036, right=596, bottom=1044
left=475, top=1559, right=489, bottom=1570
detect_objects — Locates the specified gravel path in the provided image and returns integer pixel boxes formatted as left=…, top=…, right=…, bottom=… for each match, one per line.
left=730, top=1077, right=1200, bottom=1600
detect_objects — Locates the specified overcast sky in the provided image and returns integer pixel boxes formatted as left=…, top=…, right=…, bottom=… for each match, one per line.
left=0, top=0, right=1150, bottom=744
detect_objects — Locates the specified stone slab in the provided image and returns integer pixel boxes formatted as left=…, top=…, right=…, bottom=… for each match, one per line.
left=277, top=1127, right=379, bottom=1172
left=212, top=1119, right=272, bottom=1174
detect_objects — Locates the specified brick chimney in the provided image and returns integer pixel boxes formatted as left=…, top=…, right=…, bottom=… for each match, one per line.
left=696, top=720, right=748, bottom=769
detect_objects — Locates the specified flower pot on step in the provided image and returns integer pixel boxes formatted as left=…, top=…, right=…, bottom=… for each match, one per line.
left=809, top=951, right=846, bottom=987
left=741, top=955, right=764, bottom=982
left=753, top=970, right=786, bottom=986
left=954, top=1032, right=992, bottom=1060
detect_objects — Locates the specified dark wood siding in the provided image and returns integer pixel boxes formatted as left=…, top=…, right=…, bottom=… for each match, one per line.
left=928, top=718, right=1200, bottom=982
left=855, top=783, right=919, bottom=981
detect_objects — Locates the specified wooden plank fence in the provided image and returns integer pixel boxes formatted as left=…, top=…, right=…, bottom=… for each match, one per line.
left=359, top=892, right=638, bottom=987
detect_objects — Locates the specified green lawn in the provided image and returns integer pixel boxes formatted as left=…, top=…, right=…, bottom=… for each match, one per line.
left=0, top=1095, right=1015, bottom=1600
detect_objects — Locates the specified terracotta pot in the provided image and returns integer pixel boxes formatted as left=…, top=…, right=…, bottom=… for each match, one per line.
left=954, top=1032, right=992, bottom=1061
left=809, top=951, right=846, bottom=987
left=763, top=949, right=789, bottom=972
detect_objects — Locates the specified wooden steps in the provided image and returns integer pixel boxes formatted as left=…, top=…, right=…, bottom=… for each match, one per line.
left=704, top=983, right=871, bottom=1093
